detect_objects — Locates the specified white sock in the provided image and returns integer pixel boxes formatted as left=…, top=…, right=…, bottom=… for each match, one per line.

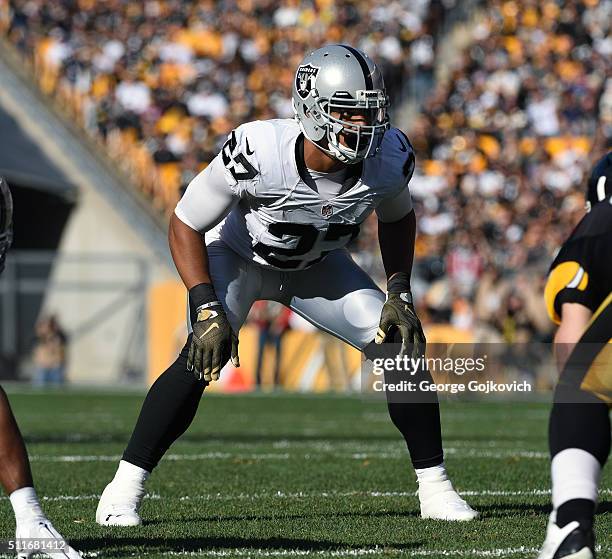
left=112, top=460, right=150, bottom=488
left=551, top=448, right=600, bottom=511
left=9, top=487, right=45, bottom=524
left=415, top=463, right=449, bottom=485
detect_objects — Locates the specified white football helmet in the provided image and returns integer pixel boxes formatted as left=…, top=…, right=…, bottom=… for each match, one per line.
left=292, top=44, right=390, bottom=164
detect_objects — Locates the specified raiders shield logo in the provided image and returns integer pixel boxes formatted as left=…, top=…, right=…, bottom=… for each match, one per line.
left=296, top=64, right=319, bottom=99
left=321, top=204, right=333, bottom=218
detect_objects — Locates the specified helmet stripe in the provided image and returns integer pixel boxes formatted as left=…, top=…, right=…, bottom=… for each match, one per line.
left=340, top=45, right=373, bottom=90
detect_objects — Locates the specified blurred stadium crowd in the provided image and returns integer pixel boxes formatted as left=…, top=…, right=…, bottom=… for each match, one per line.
left=1, top=0, right=611, bottom=345
left=406, top=0, right=611, bottom=343
left=0, top=0, right=441, bottom=208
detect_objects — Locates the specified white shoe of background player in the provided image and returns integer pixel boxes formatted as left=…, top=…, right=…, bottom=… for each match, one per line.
left=419, top=478, right=479, bottom=521
left=536, top=512, right=594, bottom=559
left=15, top=516, right=81, bottom=558
left=96, top=479, right=144, bottom=526
left=96, top=460, right=149, bottom=527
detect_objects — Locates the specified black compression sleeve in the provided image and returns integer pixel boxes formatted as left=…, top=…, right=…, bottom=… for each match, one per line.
left=123, top=336, right=207, bottom=471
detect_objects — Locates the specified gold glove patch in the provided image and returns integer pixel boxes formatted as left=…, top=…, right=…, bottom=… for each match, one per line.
left=197, top=308, right=218, bottom=322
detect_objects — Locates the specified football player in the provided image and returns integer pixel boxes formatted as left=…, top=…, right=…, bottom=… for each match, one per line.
left=538, top=152, right=612, bottom=559
left=0, top=178, right=81, bottom=558
left=96, top=45, right=478, bottom=526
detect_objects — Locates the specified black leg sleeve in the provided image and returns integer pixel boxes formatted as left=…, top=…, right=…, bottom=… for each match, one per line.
left=549, top=400, right=611, bottom=466
left=386, top=377, right=444, bottom=469
left=549, top=393, right=610, bottom=531
left=365, top=330, right=444, bottom=469
left=123, top=335, right=208, bottom=472
left=387, top=399, right=443, bottom=469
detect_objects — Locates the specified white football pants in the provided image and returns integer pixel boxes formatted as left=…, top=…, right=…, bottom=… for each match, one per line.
left=192, top=240, right=386, bottom=350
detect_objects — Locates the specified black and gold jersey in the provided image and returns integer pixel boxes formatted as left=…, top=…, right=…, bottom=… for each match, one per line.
left=557, top=291, right=612, bottom=403
left=545, top=202, right=612, bottom=325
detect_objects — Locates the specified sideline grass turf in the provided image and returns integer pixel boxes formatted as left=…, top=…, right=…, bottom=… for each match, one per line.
left=0, top=389, right=609, bottom=558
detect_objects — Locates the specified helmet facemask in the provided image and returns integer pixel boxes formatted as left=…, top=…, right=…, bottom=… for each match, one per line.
left=296, top=89, right=390, bottom=164
left=320, top=90, right=389, bottom=164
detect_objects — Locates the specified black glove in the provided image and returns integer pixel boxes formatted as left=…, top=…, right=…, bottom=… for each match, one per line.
left=187, top=283, right=239, bottom=381
left=375, top=272, right=426, bottom=359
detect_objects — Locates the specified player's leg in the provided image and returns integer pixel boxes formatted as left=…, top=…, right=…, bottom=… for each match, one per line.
left=0, top=387, right=33, bottom=494
left=0, top=387, right=81, bottom=558
left=97, top=241, right=260, bottom=526
left=288, top=249, right=477, bottom=521
left=538, top=295, right=612, bottom=559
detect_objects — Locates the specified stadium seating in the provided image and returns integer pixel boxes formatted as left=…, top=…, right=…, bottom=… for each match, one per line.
left=2, top=0, right=611, bottom=345
left=407, top=0, right=611, bottom=342
left=1, top=0, right=439, bottom=214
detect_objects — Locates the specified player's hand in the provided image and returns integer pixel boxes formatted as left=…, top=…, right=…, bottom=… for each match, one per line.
left=375, top=278, right=425, bottom=359
left=187, top=283, right=239, bottom=381
left=187, top=304, right=239, bottom=381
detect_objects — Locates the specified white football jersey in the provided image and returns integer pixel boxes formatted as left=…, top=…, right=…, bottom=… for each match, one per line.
left=176, top=118, right=415, bottom=271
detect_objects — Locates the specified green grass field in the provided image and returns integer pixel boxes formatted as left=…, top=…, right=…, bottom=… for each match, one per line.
left=0, top=389, right=609, bottom=558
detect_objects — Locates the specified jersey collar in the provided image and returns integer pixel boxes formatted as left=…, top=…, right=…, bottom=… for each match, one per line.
left=294, top=134, right=363, bottom=196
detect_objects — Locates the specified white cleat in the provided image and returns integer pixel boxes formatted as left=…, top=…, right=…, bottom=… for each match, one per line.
left=419, top=479, right=479, bottom=521
left=16, top=517, right=81, bottom=558
left=95, top=481, right=143, bottom=527
left=536, top=513, right=594, bottom=559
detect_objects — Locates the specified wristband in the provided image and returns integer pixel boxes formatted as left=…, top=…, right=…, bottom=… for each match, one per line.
left=195, top=301, right=222, bottom=312
left=189, top=283, right=218, bottom=311
left=387, top=272, right=411, bottom=294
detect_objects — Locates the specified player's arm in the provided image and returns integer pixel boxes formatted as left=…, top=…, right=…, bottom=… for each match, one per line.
left=375, top=130, right=417, bottom=277
left=374, top=182, right=425, bottom=358
left=554, top=303, right=592, bottom=372
left=169, top=214, right=212, bottom=287
left=544, top=237, right=601, bottom=372
left=377, top=206, right=416, bottom=279
left=173, top=155, right=240, bottom=380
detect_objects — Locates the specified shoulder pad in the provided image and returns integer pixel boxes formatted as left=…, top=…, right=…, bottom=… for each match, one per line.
left=363, top=127, right=415, bottom=193
left=220, top=122, right=261, bottom=188
left=220, top=119, right=300, bottom=195
left=545, top=259, right=589, bottom=324
left=383, top=128, right=416, bottom=179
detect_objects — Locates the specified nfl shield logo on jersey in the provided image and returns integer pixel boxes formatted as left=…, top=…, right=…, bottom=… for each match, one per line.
left=296, top=64, right=319, bottom=99
left=321, top=204, right=333, bottom=218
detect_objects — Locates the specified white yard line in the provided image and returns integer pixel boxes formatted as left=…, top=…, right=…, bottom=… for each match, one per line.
left=79, top=546, right=611, bottom=558
left=444, top=448, right=548, bottom=459
left=28, top=453, right=291, bottom=462
left=29, top=488, right=612, bottom=502
left=3, top=546, right=611, bottom=558
left=27, top=447, right=548, bottom=462
left=157, top=548, right=543, bottom=557
left=29, top=437, right=542, bottom=448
